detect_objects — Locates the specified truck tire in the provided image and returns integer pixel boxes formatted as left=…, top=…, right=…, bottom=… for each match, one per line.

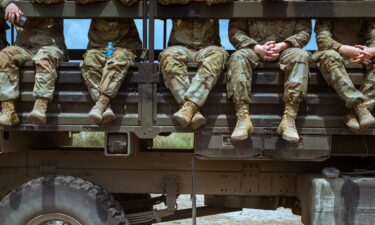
left=0, top=176, right=129, bottom=225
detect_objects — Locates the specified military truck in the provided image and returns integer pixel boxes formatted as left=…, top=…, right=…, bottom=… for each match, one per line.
left=1, top=1, right=375, bottom=225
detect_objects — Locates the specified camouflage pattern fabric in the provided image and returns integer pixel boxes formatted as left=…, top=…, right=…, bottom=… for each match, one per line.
left=227, top=19, right=311, bottom=105
left=0, top=46, right=64, bottom=101
left=159, top=45, right=228, bottom=107
left=81, top=18, right=141, bottom=102
left=0, top=0, right=13, bottom=8
left=229, top=19, right=311, bottom=50
left=167, top=19, right=221, bottom=50
left=15, top=19, right=68, bottom=56
left=87, top=19, right=142, bottom=51
left=227, top=47, right=310, bottom=105
left=81, top=48, right=136, bottom=101
left=313, top=19, right=375, bottom=108
left=160, top=0, right=232, bottom=50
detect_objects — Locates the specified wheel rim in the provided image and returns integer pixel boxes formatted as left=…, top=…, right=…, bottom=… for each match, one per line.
left=26, top=213, right=82, bottom=225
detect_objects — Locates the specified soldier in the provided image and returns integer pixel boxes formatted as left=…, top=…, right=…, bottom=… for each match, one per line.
left=313, top=20, right=375, bottom=132
left=158, top=0, right=230, bottom=129
left=0, top=0, right=67, bottom=126
left=78, top=0, right=142, bottom=125
left=227, top=19, right=311, bottom=142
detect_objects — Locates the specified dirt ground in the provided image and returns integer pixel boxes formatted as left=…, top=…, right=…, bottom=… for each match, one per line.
left=154, top=195, right=303, bottom=225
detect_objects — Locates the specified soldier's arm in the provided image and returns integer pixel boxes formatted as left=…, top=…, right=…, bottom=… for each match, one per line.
left=315, top=19, right=342, bottom=51
left=0, top=0, right=14, bottom=9
left=229, top=19, right=257, bottom=49
left=365, top=20, right=375, bottom=48
left=158, top=0, right=190, bottom=6
left=284, top=19, right=311, bottom=48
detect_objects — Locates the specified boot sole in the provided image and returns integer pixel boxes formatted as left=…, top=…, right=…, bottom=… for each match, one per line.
left=277, top=127, right=299, bottom=143
left=0, top=119, right=20, bottom=127
left=360, top=119, right=375, bottom=130
left=344, top=120, right=361, bottom=134
left=281, top=134, right=300, bottom=143
left=28, top=113, right=46, bottom=125
left=173, top=114, right=190, bottom=127
left=88, top=114, right=103, bottom=125
left=231, top=128, right=254, bottom=142
left=102, top=114, right=116, bottom=125
left=190, top=118, right=206, bottom=130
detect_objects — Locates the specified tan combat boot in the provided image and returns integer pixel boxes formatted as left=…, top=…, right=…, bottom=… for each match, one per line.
left=277, top=102, right=300, bottom=143
left=344, top=110, right=360, bottom=133
left=0, top=101, right=20, bottom=126
left=231, top=103, right=254, bottom=141
left=190, top=111, right=206, bottom=129
left=28, top=98, right=49, bottom=125
left=88, top=95, right=110, bottom=125
left=173, top=101, right=199, bottom=127
left=354, top=103, right=375, bottom=130
left=102, top=106, right=116, bottom=125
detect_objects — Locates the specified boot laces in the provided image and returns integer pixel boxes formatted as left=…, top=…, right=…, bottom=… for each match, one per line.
left=237, top=113, right=248, bottom=128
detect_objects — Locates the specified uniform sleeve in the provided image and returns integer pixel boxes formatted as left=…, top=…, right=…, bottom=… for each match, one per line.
left=206, top=0, right=233, bottom=6
left=0, top=0, right=15, bottom=8
left=158, top=0, right=190, bottom=5
left=229, top=19, right=257, bottom=49
left=315, top=19, right=342, bottom=51
left=365, top=20, right=375, bottom=48
left=284, top=19, right=311, bottom=48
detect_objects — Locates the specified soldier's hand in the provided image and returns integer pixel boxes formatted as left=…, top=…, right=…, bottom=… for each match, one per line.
left=351, top=54, right=371, bottom=65
left=5, top=3, right=23, bottom=25
left=253, top=43, right=278, bottom=61
left=355, top=45, right=375, bottom=59
left=338, top=45, right=366, bottom=59
left=271, top=42, right=290, bottom=54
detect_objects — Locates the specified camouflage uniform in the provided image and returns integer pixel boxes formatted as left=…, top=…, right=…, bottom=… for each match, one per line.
left=227, top=19, right=311, bottom=106
left=81, top=18, right=142, bottom=102
left=0, top=17, right=67, bottom=102
left=313, top=19, right=375, bottom=110
left=159, top=0, right=230, bottom=107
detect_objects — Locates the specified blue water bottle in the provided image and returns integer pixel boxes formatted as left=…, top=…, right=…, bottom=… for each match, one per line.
left=106, top=42, right=114, bottom=59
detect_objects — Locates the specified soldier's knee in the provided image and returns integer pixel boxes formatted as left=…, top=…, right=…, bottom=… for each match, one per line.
left=229, top=50, right=247, bottom=63
left=286, top=48, right=310, bottom=64
left=160, top=49, right=188, bottom=75
left=321, top=50, right=343, bottom=62
left=0, top=47, right=18, bottom=69
left=82, top=50, right=101, bottom=68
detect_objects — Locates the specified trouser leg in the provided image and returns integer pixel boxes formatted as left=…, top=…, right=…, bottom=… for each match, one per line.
left=226, top=48, right=260, bottom=105
left=316, top=50, right=364, bottom=108
left=159, top=46, right=192, bottom=106
left=99, top=48, right=136, bottom=98
left=81, top=49, right=106, bottom=102
left=185, top=46, right=229, bottom=107
left=0, top=46, right=32, bottom=101
left=279, top=48, right=310, bottom=104
left=33, top=46, right=65, bottom=101
left=361, top=64, right=375, bottom=111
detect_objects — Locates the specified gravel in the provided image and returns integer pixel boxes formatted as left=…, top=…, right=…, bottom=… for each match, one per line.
left=154, top=195, right=303, bottom=225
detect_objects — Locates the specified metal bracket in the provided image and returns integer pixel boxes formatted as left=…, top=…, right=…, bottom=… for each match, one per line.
left=162, top=176, right=179, bottom=212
